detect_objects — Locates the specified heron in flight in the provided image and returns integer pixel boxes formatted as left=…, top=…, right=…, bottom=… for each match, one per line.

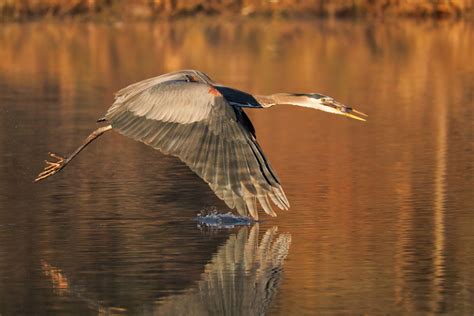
left=35, top=70, right=367, bottom=219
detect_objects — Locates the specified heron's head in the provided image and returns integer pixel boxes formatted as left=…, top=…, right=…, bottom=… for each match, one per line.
left=287, top=93, right=367, bottom=121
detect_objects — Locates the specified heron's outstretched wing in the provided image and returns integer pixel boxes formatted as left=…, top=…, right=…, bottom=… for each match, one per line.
left=106, top=70, right=214, bottom=118
left=105, top=79, right=289, bottom=219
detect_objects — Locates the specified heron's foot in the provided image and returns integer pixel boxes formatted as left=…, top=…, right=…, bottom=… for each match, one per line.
left=35, top=152, right=66, bottom=182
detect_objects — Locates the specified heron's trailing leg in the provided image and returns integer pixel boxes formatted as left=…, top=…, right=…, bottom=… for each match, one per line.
left=35, top=125, right=112, bottom=182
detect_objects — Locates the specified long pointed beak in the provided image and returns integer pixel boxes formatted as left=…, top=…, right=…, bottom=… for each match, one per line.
left=345, top=109, right=368, bottom=122
left=325, top=100, right=368, bottom=122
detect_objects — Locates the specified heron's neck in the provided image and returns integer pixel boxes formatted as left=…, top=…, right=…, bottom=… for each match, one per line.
left=255, top=94, right=321, bottom=110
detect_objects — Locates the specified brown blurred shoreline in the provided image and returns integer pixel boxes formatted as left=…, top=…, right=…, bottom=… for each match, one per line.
left=1, top=0, right=473, bottom=22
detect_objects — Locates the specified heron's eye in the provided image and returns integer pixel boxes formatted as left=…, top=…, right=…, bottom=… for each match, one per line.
left=185, top=75, right=197, bottom=82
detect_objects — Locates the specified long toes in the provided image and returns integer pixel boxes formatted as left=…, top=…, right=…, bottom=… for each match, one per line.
left=35, top=172, right=50, bottom=181
left=35, top=153, right=66, bottom=182
left=45, top=161, right=60, bottom=167
left=37, top=163, right=61, bottom=179
left=36, top=168, right=59, bottom=181
left=49, top=153, right=64, bottom=162
left=43, top=165, right=56, bottom=172
left=44, top=163, right=60, bottom=172
left=37, top=171, right=51, bottom=178
left=35, top=174, right=50, bottom=182
left=38, top=169, right=55, bottom=177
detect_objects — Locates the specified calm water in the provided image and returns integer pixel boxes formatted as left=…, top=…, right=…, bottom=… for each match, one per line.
left=0, top=18, right=473, bottom=315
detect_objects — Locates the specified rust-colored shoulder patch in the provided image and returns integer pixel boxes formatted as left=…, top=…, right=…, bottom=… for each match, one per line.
left=208, top=87, right=221, bottom=96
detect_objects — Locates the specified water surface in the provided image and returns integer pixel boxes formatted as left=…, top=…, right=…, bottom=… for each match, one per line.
left=0, top=18, right=473, bottom=315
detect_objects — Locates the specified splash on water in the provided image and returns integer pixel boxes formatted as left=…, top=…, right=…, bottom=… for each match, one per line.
left=195, top=209, right=254, bottom=229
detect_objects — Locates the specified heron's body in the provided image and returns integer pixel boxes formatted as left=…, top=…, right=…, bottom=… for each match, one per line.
left=36, top=70, right=366, bottom=220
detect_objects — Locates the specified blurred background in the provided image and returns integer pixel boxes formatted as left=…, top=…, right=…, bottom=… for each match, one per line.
left=0, top=1, right=473, bottom=315
left=1, top=0, right=474, bottom=19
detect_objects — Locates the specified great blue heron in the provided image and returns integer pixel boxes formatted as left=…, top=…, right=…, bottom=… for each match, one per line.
left=35, top=69, right=367, bottom=219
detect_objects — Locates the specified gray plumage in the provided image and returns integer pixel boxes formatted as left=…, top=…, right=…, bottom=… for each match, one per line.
left=36, top=69, right=367, bottom=219
left=105, top=70, right=289, bottom=219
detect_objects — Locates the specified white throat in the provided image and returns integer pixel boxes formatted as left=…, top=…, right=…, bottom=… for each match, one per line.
left=296, top=98, right=341, bottom=115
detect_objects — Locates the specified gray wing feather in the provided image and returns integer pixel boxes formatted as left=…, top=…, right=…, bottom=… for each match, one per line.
left=107, top=70, right=214, bottom=121
left=105, top=74, right=289, bottom=219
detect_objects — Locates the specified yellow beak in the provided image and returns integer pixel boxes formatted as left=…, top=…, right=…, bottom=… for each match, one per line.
left=345, top=109, right=368, bottom=122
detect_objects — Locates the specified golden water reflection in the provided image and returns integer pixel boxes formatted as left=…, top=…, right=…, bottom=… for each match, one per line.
left=0, top=18, right=473, bottom=314
left=40, top=225, right=291, bottom=315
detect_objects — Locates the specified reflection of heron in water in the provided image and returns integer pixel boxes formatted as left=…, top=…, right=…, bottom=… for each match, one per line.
left=41, top=225, right=291, bottom=315
left=157, top=225, right=291, bottom=315
left=35, top=69, right=367, bottom=219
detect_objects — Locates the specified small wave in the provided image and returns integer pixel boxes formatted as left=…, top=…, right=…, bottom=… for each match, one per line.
left=195, top=210, right=254, bottom=229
